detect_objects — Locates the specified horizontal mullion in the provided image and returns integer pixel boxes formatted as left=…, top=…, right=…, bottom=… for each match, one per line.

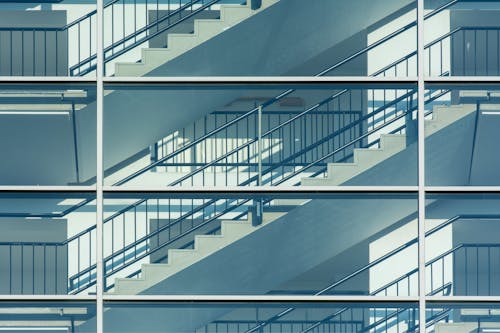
left=0, top=186, right=96, bottom=193
left=102, top=76, right=419, bottom=84
left=0, top=76, right=97, bottom=83
left=102, top=295, right=420, bottom=303
left=0, top=295, right=96, bottom=301
left=103, top=185, right=419, bottom=195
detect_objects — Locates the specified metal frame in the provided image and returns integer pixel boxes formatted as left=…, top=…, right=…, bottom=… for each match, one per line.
left=2, top=0, right=500, bottom=333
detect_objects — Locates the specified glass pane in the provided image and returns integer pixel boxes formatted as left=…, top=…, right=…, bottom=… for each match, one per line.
left=0, top=301, right=96, bottom=332
left=424, top=0, right=500, bottom=77
left=103, top=192, right=418, bottom=296
left=0, top=192, right=96, bottom=295
left=426, top=303, right=500, bottom=333
left=425, top=193, right=500, bottom=296
left=0, top=83, right=97, bottom=186
left=104, top=302, right=419, bottom=333
left=425, top=84, right=500, bottom=186
left=104, top=83, right=418, bottom=187
left=104, top=0, right=416, bottom=77
left=0, top=0, right=97, bottom=77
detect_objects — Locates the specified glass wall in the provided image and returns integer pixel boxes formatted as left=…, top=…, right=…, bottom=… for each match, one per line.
left=1, top=0, right=498, bottom=331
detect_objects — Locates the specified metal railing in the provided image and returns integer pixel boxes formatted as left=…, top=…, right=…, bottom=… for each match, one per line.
left=0, top=0, right=472, bottom=294
left=0, top=0, right=248, bottom=76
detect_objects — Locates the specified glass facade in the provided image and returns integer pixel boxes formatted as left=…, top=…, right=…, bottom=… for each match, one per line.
left=0, top=0, right=497, bottom=332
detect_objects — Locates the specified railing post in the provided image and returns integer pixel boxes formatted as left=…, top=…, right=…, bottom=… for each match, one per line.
left=406, top=93, right=417, bottom=144
left=250, top=0, right=261, bottom=10
left=71, top=102, right=81, bottom=183
left=150, top=143, right=158, bottom=172
left=252, top=105, right=263, bottom=226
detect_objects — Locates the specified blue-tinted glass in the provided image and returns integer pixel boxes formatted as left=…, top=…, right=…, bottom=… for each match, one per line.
left=103, top=192, right=418, bottom=296
left=0, top=192, right=96, bottom=295
left=426, top=303, right=500, bottom=333
left=425, top=84, right=500, bottom=186
left=103, top=0, right=416, bottom=77
left=426, top=193, right=500, bottom=297
left=104, top=83, right=418, bottom=187
left=424, top=0, right=500, bottom=77
left=0, top=301, right=96, bottom=332
left=104, top=302, right=419, bottom=333
left=0, top=83, right=97, bottom=186
left=0, top=0, right=97, bottom=77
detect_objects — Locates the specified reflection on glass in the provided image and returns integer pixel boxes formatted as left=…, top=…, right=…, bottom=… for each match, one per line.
left=104, top=302, right=419, bottom=333
left=424, top=0, right=500, bottom=77
left=425, top=193, right=500, bottom=296
left=104, top=84, right=418, bottom=187
left=103, top=1, right=416, bottom=76
left=103, top=192, right=417, bottom=296
left=0, top=83, right=97, bottom=186
left=0, top=192, right=96, bottom=295
left=0, top=1, right=97, bottom=76
left=425, top=85, right=500, bottom=186
left=427, top=303, right=500, bottom=333
left=0, top=302, right=96, bottom=332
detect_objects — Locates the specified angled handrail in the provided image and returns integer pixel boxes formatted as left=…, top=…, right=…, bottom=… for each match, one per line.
left=72, top=0, right=224, bottom=76
left=70, top=85, right=416, bottom=291
left=0, top=0, right=471, bottom=294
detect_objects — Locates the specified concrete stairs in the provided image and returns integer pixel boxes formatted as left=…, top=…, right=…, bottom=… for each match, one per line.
left=110, top=104, right=478, bottom=295
left=301, top=103, right=477, bottom=186
left=114, top=0, right=279, bottom=77
left=112, top=199, right=304, bottom=294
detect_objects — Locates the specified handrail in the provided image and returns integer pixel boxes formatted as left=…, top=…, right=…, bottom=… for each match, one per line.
left=71, top=0, right=223, bottom=75
left=70, top=85, right=417, bottom=291
left=70, top=83, right=445, bottom=288
left=0, top=0, right=471, bottom=293
left=113, top=0, right=462, bottom=185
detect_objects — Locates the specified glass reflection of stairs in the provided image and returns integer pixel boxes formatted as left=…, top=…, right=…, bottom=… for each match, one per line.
left=114, top=0, right=279, bottom=77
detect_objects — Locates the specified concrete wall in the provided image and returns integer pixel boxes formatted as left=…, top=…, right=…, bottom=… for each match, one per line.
left=451, top=10, right=500, bottom=76
left=0, top=218, right=68, bottom=294
left=0, top=112, right=80, bottom=185
left=0, top=11, right=68, bottom=76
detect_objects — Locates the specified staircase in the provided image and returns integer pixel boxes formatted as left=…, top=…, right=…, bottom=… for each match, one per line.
left=302, top=104, right=477, bottom=186
left=113, top=200, right=301, bottom=294
left=108, top=99, right=479, bottom=296
left=114, top=0, right=279, bottom=77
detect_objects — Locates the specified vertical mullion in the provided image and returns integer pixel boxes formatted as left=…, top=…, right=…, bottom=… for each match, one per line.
left=417, top=0, right=426, bottom=332
left=96, top=0, right=104, bottom=332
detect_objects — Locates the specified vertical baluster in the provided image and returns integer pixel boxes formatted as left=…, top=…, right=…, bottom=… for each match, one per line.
left=89, top=16, right=92, bottom=73
left=31, top=246, right=35, bottom=293
left=112, top=3, right=115, bottom=55
left=32, top=29, right=35, bottom=75
left=123, top=213, right=126, bottom=267
left=123, top=0, right=126, bottom=48
left=465, top=247, right=468, bottom=295
left=21, top=30, right=25, bottom=75
left=55, top=30, right=59, bottom=75
left=55, top=245, right=58, bottom=293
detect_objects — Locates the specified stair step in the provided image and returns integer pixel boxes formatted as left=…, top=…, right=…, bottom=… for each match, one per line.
left=194, top=19, right=227, bottom=39
left=380, top=134, right=406, bottom=150
left=221, top=220, right=253, bottom=236
left=142, top=48, right=173, bottom=66
left=427, top=104, right=476, bottom=136
left=220, top=5, right=252, bottom=24
left=194, top=235, right=226, bottom=252
left=114, top=62, right=149, bottom=77
left=167, top=248, right=200, bottom=266
left=167, top=33, right=199, bottom=53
